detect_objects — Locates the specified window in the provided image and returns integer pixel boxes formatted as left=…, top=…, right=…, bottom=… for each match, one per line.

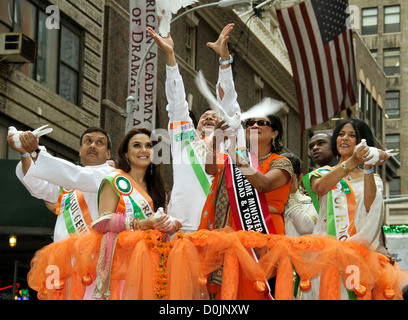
left=185, top=26, right=196, bottom=68
left=11, top=0, right=82, bottom=105
left=365, top=90, right=371, bottom=126
left=384, top=6, right=400, bottom=33
left=185, top=13, right=198, bottom=69
left=371, top=98, right=377, bottom=137
left=377, top=105, right=383, bottom=141
left=383, top=48, right=400, bottom=76
left=385, top=134, right=400, bottom=162
left=386, top=91, right=400, bottom=118
left=358, top=82, right=366, bottom=117
left=362, top=8, right=378, bottom=35
left=389, top=177, right=400, bottom=197
left=370, top=49, right=378, bottom=62
left=254, top=75, right=264, bottom=104
left=0, top=0, right=13, bottom=31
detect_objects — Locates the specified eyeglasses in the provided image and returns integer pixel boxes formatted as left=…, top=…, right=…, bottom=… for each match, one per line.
left=245, top=120, right=273, bottom=128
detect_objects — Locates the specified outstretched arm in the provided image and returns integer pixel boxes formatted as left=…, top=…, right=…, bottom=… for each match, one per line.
left=206, top=23, right=235, bottom=101
left=147, top=27, right=176, bottom=67
left=148, top=27, right=190, bottom=123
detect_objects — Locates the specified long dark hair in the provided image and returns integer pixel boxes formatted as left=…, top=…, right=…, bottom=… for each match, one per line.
left=331, top=119, right=375, bottom=157
left=117, top=128, right=166, bottom=211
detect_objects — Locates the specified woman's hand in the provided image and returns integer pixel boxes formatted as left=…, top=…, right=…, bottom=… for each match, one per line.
left=374, top=149, right=390, bottom=166
left=139, top=214, right=170, bottom=231
left=350, top=142, right=372, bottom=167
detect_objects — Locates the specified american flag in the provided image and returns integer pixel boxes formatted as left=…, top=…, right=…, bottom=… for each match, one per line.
left=277, top=0, right=357, bottom=131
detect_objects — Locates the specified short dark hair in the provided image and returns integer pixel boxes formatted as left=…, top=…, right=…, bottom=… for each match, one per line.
left=331, top=119, right=374, bottom=157
left=80, top=127, right=112, bottom=150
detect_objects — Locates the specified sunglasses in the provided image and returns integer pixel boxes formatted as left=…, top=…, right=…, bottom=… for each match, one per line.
left=245, top=120, right=273, bottom=128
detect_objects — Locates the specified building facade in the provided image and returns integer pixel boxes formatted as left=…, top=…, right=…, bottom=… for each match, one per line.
left=350, top=0, right=408, bottom=225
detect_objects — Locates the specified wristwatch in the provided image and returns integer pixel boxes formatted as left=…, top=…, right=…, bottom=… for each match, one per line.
left=30, top=148, right=41, bottom=158
left=340, top=161, right=350, bottom=173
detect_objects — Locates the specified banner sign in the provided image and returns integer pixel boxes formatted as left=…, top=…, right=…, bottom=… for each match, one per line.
left=128, top=0, right=158, bottom=130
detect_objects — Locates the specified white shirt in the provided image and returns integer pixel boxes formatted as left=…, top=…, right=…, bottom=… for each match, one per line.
left=16, top=150, right=114, bottom=242
left=165, top=64, right=241, bottom=232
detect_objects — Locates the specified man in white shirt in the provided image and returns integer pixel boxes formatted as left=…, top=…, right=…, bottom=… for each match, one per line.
left=147, top=24, right=241, bottom=232
left=8, top=127, right=114, bottom=242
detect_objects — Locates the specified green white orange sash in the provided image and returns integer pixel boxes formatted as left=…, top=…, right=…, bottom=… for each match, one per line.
left=171, top=121, right=212, bottom=196
left=56, top=188, right=92, bottom=236
left=101, top=169, right=155, bottom=219
left=303, top=167, right=356, bottom=241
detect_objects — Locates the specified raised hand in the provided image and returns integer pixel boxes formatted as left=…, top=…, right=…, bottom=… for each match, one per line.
left=206, top=23, right=234, bottom=60
left=147, top=27, right=176, bottom=67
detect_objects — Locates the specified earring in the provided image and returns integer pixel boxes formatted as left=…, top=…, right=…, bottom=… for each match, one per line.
left=126, top=157, right=130, bottom=166
left=150, top=163, right=153, bottom=175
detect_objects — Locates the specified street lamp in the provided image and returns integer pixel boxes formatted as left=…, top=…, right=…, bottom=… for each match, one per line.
left=125, top=0, right=251, bottom=133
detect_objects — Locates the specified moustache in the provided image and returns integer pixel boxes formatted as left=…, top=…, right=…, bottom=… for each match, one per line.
left=87, top=150, right=98, bottom=155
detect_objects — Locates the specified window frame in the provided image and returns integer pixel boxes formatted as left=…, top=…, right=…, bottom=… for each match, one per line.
left=10, top=0, right=83, bottom=106
left=383, top=48, right=400, bottom=76
left=385, top=90, right=400, bottom=119
left=361, top=7, right=378, bottom=35
left=384, top=5, right=401, bottom=34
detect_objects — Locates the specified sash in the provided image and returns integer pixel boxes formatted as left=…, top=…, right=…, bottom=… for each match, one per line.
left=171, top=121, right=212, bottom=196
left=56, top=188, right=92, bottom=236
left=224, top=150, right=276, bottom=300
left=101, top=169, right=155, bottom=219
left=302, top=167, right=356, bottom=241
left=303, top=167, right=357, bottom=300
left=225, top=150, right=277, bottom=235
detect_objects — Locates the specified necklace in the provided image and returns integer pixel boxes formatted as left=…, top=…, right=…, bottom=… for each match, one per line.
left=258, top=152, right=272, bottom=161
left=346, top=166, right=362, bottom=181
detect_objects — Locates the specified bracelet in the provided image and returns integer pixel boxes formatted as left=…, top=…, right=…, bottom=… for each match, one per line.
left=219, top=55, right=233, bottom=65
left=364, top=167, right=374, bottom=174
left=21, top=152, right=29, bottom=158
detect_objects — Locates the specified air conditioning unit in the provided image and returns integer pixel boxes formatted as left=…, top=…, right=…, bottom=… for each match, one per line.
left=0, top=33, right=36, bottom=63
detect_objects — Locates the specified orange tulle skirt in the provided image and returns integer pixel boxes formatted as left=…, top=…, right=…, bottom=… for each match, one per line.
left=28, top=228, right=408, bottom=300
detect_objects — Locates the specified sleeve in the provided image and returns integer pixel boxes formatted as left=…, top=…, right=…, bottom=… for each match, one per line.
left=349, top=176, right=384, bottom=245
left=270, top=157, right=294, bottom=177
left=216, top=66, right=246, bottom=149
left=165, top=64, right=192, bottom=123
left=284, top=192, right=317, bottom=235
left=15, top=161, right=60, bottom=203
left=30, top=151, right=111, bottom=193
left=216, top=66, right=241, bottom=116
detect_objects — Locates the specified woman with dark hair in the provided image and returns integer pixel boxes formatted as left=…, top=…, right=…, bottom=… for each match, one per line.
left=201, top=114, right=292, bottom=234
left=303, top=118, right=390, bottom=299
left=199, top=112, right=293, bottom=300
left=95, top=127, right=175, bottom=232
left=88, top=128, right=181, bottom=299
